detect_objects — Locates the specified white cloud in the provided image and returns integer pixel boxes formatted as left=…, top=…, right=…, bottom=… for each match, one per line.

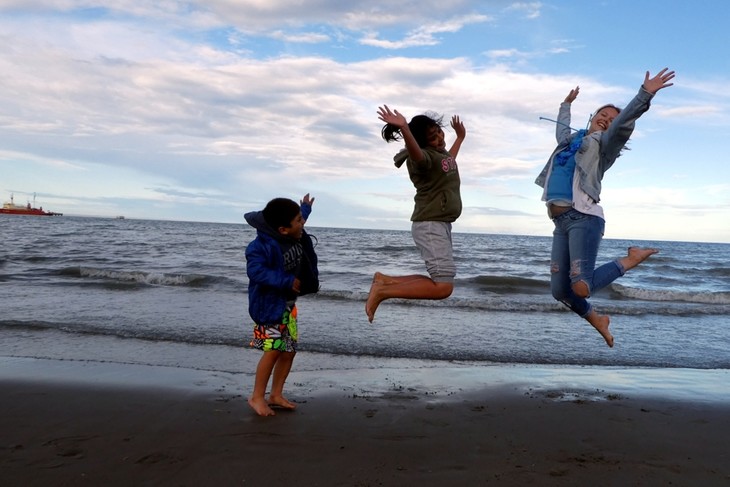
left=486, top=48, right=524, bottom=59
left=360, top=13, right=490, bottom=49
left=268, top=30, right=330, bottom=43
left=505, top=2, right=543, bottom=20
left=655, top=105, right=722, bottom=118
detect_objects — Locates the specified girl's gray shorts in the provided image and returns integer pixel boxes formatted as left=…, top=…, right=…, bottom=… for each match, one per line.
left=411, top=221, right=456, bottom=283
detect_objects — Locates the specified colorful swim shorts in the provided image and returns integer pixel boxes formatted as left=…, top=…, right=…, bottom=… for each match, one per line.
left=250, top=305, right=298, bottom=353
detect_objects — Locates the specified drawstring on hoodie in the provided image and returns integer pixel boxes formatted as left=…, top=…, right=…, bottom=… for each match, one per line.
left=539, top=116, right=579, bottom=132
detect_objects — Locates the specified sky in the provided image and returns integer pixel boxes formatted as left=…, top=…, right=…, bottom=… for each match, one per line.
left=1, top=1, right=729, bottom=243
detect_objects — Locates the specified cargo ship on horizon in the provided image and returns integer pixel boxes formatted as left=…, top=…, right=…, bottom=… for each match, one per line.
left=1, top=193, right=62, bottom=216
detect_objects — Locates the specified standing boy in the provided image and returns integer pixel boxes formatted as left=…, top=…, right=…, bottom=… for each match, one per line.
left=244, top=194, right=318, bottom=416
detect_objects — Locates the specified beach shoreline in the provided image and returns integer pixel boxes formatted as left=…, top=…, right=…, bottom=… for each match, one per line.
left=2, top=357, right=729, bottom=486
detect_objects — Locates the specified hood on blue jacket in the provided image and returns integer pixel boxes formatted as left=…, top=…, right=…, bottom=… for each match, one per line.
left=244, top=210, right=286, bottom=241
left=244, top=201, right=312, bottom=241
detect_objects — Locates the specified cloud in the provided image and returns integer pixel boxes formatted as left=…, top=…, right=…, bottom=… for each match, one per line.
left=486, top=48, right=524, bottom=59
left=655, top=105, right=722, bottom=118
left=268, top=30, right=330, bottom=43
left=359, top=13, right=491, bottom=49
left=604, top=184, right=730, bottom=210
left=0, top=1, right=493, bottom=42
left=467, top=205, right=533, bottom=216
left=0, top=27, right=626, bottom=203
left=504, top=2, right=543, bottom=20
left=484, top=41, right=574, bottom=64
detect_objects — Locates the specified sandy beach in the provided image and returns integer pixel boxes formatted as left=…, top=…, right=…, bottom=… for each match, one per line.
left=1, top=357, right=729, bottom=486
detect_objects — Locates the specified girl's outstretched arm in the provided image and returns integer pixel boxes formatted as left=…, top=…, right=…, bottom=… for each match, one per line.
left=448, top=115, right=466, bottom=158
left=378, top=105, right=425, bottom=162
left=554, top=87, right=578, bottom=143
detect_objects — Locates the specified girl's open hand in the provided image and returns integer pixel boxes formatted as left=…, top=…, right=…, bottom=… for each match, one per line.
left=643, top=68, right=675, bottom=94
left=564, top=86, right=580, bottom=103
left=451, top=115, right=466, bottom=139
left=377, top=105, right=407, bottom=128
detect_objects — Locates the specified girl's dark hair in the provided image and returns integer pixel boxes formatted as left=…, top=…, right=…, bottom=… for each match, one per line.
left=381, top=111, right=444, bottom=148
left=262, top=198, right=300, bottom=229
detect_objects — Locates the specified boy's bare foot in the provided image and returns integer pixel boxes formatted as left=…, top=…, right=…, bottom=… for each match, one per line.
left=268, top=395, right=297, bottom=410
left=248, top=396, right=275, bottom=416
left=365, top=274, right=385, bottom=323
left=620, top=247, right=658, bottom=272
left=586, top=311, right=613, bottom=348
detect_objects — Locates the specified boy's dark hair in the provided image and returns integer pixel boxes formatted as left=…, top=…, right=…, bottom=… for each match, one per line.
left=262, top=198, right=300, bottom=230
left=381, top=111, right=444, bottom=148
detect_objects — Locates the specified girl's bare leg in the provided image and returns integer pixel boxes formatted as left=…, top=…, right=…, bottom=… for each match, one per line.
left=619, top=247, right=658, bottom=272
left=573, top=247, right=659, bottom=299
left=372, top=272, right=423, bottom=285
left=366, top=273, right=453, bottom=322
left=268, top=351, right=296, bottom=410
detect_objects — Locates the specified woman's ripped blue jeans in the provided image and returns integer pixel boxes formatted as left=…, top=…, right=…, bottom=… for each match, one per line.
left=550, top=210, right=625, bottom=317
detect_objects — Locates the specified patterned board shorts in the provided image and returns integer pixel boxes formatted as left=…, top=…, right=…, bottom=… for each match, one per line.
left=250, top=305, right=298, bottom=353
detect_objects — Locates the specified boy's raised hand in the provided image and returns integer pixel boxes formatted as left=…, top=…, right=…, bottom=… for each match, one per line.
left=301, top=193, right=315, bottom=206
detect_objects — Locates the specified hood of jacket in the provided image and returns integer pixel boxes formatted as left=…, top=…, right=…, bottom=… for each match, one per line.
left=393, top=148, right=409, bottom=168
left=244, top=210, right=294, bottom=244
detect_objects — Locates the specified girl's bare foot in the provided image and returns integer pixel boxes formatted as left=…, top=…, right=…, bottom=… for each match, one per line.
left=248, top=396, right=275, bottom=416
left=366, top=274, right=386, bottom=322
left=373, top=271, right=389, bottom=284
left=586, top=311, right=614, bottom=348
left=620, top=247, right=658, bottom=272
left=268, top=395, right=296, bottom=410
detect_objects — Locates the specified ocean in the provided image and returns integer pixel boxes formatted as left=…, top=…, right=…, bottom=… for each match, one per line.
left=1, top=215, right=729, bottom=375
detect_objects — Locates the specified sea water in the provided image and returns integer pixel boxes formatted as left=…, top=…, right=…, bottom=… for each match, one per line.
left=1, top=215, right=729, bottom=374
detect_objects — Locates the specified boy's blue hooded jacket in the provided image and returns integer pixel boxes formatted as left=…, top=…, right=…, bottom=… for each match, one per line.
left=244, top=203, right=317, bottom=325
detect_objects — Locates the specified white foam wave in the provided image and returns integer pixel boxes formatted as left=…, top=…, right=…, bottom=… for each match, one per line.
left=79, top=267, right=200, bottom=286
left=611, top=284, right=730, bottom=305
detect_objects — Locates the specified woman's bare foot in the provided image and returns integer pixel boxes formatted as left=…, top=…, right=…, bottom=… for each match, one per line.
left=586, top=311, right=614, bottom=348
left=248, top=396, right=275, bottom=416
left=268, top=395, right=297, bottom=410
left=620, top=247, right=658, bottom=272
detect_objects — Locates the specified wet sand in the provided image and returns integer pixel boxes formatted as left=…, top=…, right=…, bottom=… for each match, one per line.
left=1, top=357, right=729, bottom=486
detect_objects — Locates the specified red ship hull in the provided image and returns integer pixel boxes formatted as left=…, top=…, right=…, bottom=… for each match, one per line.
left=1, top=194, right=63, bottom=216
left=0, top=208, right=62, bottom=216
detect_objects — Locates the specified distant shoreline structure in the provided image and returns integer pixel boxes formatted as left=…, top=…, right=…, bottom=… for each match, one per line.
left=0, top=193, right=62, bottom=216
